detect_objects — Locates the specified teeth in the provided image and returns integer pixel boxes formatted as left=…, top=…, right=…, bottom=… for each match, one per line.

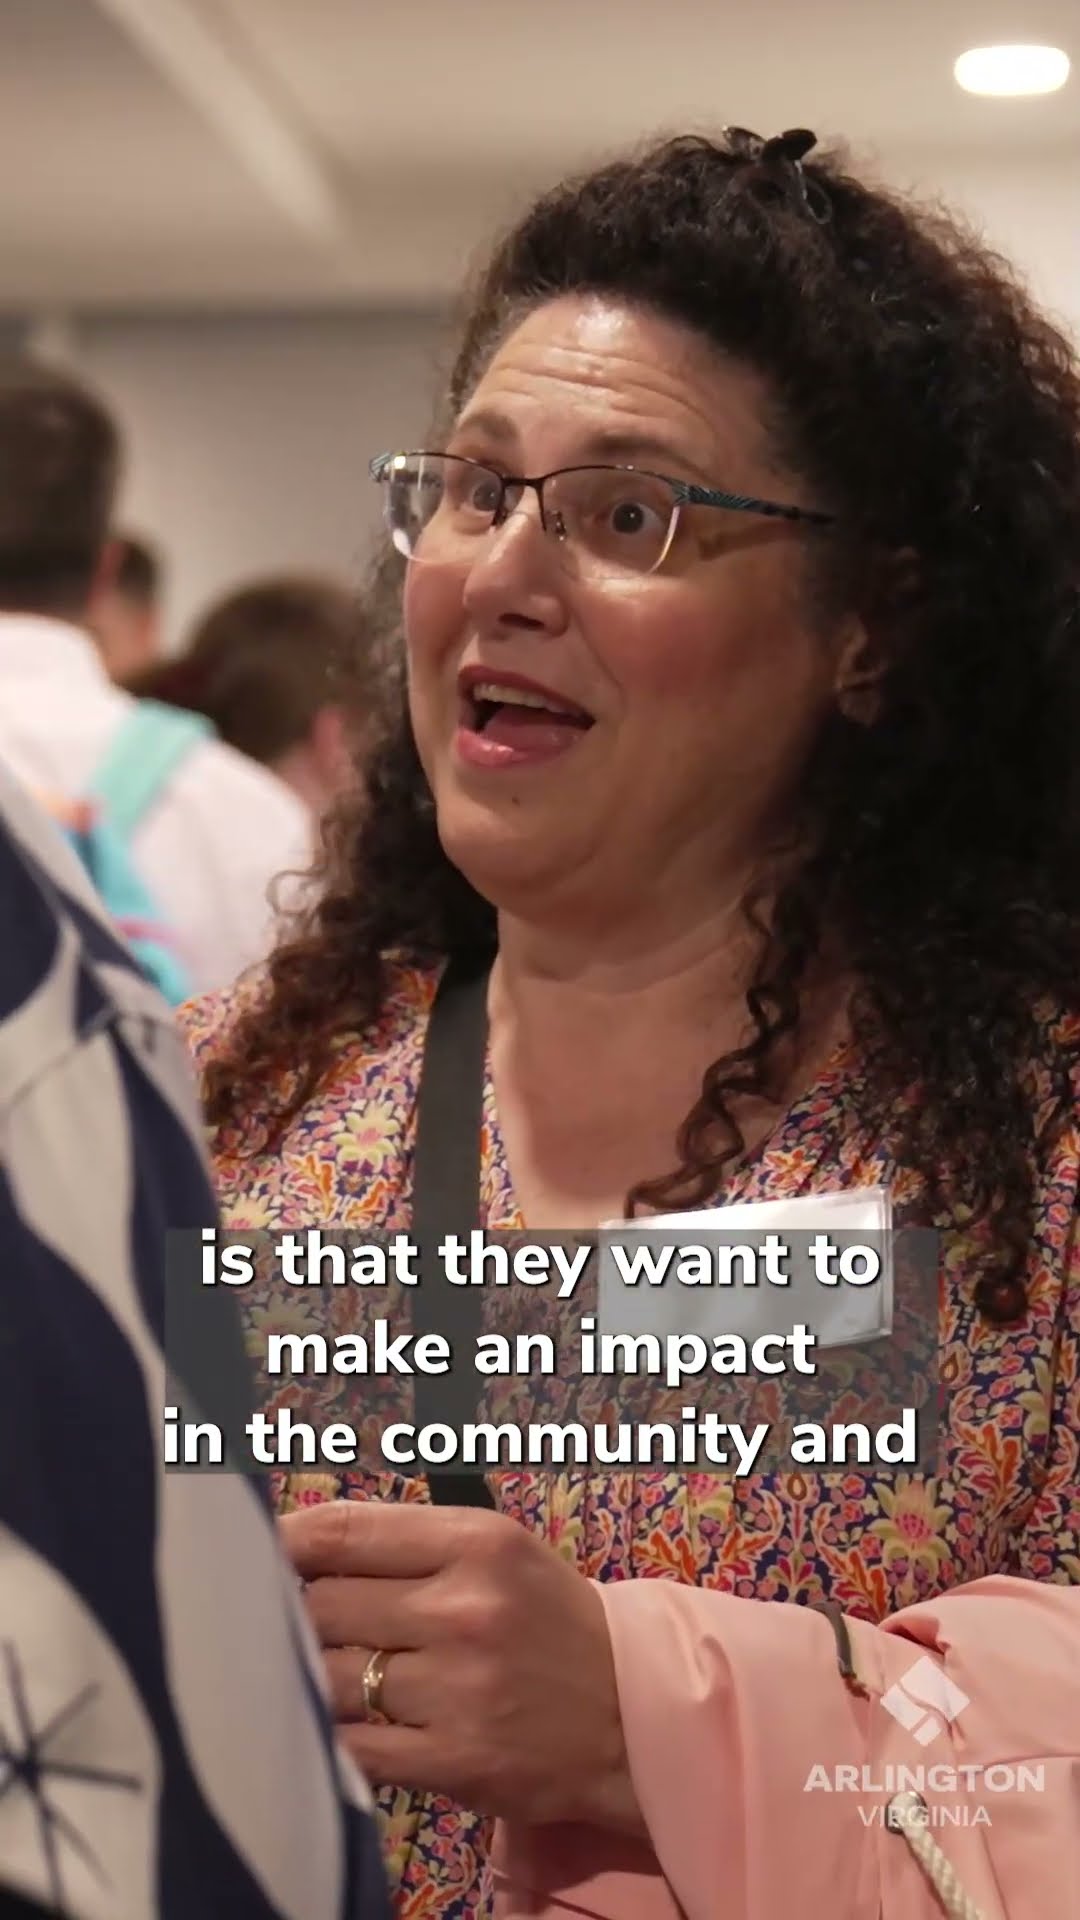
left=470, top=680, right=576, bottom=714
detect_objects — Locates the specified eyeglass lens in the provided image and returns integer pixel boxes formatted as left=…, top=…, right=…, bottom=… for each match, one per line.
left=380, top=454, right=678, bottom=576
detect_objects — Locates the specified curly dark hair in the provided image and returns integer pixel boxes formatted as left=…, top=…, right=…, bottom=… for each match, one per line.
left=203, top=131, right=1080, bottom=1326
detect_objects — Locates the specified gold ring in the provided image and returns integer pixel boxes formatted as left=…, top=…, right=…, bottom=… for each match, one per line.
left=361, top=1648, right=392, bottom=1722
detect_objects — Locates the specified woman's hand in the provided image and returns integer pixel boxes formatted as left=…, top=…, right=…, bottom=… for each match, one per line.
left=281, top=1499, right=644, bottom=1835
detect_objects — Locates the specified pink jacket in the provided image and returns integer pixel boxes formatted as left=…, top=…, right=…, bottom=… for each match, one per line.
left=493, top=1574, right=1079, bottom=1920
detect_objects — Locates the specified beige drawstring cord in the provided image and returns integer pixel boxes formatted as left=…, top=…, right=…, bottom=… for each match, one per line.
left=887, top=1791, right=988, bottom=1920
left=812, top=1607, right=990, bottom=1920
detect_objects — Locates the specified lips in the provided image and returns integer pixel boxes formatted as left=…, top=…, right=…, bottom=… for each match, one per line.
left=457, top=667, right=594, bottom=733
left=455, top=667, right=594, bottom=769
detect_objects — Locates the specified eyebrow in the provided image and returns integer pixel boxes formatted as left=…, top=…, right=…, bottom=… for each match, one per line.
left=449, top=409, right=717, bottom=484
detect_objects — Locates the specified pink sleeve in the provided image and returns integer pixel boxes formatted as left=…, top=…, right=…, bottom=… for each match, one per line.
left=493, top=1574, right=1080, bottom=1920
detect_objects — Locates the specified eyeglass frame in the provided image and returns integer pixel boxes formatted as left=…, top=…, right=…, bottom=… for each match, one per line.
left=369, top=449, right=836, bottom=575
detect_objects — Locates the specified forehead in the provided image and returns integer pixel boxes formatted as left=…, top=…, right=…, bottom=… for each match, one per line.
left=457, top=295, right=774, bottom=477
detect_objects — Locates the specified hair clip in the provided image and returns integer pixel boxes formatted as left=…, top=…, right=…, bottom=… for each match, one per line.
left=721, top=125, right=832, bottom=224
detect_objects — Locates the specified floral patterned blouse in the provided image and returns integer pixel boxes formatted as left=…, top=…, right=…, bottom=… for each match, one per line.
left=181, top=962, right=1080, bottom=1920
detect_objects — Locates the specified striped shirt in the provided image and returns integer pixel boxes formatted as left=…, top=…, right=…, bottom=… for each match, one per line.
left=0, top=757, right=388, bottom=1920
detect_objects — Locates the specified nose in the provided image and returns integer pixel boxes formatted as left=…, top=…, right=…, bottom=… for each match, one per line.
left=460, top=492, right=569, bottom=637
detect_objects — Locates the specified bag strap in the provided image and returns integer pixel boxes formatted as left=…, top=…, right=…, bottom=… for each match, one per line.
left=410, top=951, right=494, bottom=1508
left=89, top=700, right=213, bottom=841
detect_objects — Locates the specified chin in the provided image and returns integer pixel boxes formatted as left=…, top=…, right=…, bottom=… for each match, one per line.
left=433, top=787, right=571, bottom=912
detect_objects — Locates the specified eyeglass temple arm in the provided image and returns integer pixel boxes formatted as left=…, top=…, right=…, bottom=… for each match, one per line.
left=677, top=480, right=835, bottom=526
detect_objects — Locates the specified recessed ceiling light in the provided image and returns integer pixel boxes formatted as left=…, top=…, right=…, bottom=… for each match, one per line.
left=954, top=44, right=1071, bottom=97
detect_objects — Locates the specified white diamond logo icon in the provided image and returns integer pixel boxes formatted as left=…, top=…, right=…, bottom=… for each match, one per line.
left=881, top=1655, right=970, bottom=1746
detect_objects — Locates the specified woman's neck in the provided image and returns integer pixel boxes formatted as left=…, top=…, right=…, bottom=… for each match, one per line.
left=486, top=896, right=760, bottom=1228
left=486, top=888, right=847, bottom=1229
left=491, top=892, right=757, bottom=1040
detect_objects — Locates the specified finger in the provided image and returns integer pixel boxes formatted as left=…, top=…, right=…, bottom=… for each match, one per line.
left=304, top=1575, right=426, bottom=1653
left=281, top=1497, right=500, bottom=1582
left=338, top=1721, right=472, bottom=1802
left=322, top=1645, right=433, bottom=1729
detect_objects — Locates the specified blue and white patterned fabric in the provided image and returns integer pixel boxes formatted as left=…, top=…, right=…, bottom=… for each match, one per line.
left=0, top=758, right=389, bottom=1920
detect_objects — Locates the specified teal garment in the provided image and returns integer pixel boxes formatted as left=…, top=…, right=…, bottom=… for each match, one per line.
left=65, top=701, right=214, bottom=1005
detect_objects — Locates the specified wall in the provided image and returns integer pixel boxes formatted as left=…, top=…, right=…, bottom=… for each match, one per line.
left=15, top=149, right=1078, bottom=649
left=79, top=310, right=453, bottom=646
left=889, top=147, right=1080, bottom=341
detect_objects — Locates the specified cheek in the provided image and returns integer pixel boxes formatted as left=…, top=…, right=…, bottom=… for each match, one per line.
left=597, top=577, right=833, bottom=802
left=403, top=563, right=463, bottom=682
left=592, top=586, right=758, bottom=712
left=608, top=565, right=830, bottom=719
left=402, top=563, right=466, bottom=763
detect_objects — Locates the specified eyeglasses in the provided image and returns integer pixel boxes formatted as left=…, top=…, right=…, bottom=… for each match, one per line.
left=369, top=450, right=835, bottom=580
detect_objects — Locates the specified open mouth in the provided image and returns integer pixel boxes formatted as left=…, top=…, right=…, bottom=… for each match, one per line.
left=459, top=676, right=595, bottom=751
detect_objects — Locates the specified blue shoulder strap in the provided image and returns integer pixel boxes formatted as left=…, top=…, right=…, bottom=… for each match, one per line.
left=89, top=700, right=214, bottom=842
left=65, top=816, right=194, bottom=1007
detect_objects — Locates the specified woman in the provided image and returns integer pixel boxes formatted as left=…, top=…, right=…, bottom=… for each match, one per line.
left=182, top=128, right=1080, bottom=1917
left=127, top=573, right=367, bottom=821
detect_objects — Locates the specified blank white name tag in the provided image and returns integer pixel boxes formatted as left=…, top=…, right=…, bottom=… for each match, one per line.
left=597, top=1186, right=893, bottom=1349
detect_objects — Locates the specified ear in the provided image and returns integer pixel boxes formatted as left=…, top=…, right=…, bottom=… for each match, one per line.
left=831, top=548, right=918, bottom=724
left=833, top=618, right=886, bottom=725
left=309, top=703, right=357, bottom=788
left=85, top=537, right=122, bottom=620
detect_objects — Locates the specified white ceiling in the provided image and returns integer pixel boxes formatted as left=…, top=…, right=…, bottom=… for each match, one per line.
left=2, top=0, right=1078, bottom=313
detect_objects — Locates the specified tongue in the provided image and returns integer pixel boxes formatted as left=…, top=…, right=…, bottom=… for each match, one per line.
left=482, top=704, right=586, bottom=752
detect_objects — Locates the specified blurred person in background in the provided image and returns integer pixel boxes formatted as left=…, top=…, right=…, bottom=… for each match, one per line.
left=127, top=574, right=369, bottom=826
left=184, top=127, right=1080, bottom=1919
left=0, top=358, right=311, bottom=994
left=0, top=750, right=388, bottom=1920
left=90, top=528, right=163, bottom=682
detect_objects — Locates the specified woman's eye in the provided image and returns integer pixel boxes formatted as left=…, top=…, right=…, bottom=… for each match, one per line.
left=468, top=479, right=501, bottom=513
left=443, top=466, right=501, bottom=514
left=605, top=496, right=664, bottom=535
